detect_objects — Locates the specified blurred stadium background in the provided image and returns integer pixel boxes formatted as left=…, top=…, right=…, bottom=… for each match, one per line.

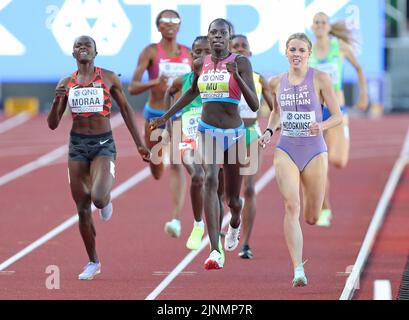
left=0, top=0, right=407, bottom=116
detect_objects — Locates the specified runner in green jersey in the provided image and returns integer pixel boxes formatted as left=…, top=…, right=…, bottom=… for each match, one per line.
left=310, top=12, right=368, bottom=227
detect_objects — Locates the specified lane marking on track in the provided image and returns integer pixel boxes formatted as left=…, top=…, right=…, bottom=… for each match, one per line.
left=0, top=112, right=30, bottom=134
left=340, top=127, right=409, bottom=300
left=145, top=165, right=276, bottom=300
left=0, top=114, right=124, bottom=187
left=0, top=166, right=151, bottom=271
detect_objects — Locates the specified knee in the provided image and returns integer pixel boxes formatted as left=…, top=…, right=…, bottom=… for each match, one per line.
left=150, top=164, right=164, bottom=180
left=204, top=173, right=218, bottom=191
left=243, top=184, right=255, bottom=199
left=91, top=194, right=109, bottom=210
left=332, top=158, right=348, bottom=169
left=227, top=196, right=243, bottom=212
left=152, top=170, right=163, bottom=180
left=284, top=200, right=300, bottom=216
left=191, top=173, right=204, bottom=188
left=77, top=202, right=92, bottom=221
left=305, top=215, right=319, bottom=225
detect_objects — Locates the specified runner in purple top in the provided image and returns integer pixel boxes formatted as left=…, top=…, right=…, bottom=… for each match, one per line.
left=259, top=33, right=342, bottom=287
left=276, top=67, right=327, bottom=171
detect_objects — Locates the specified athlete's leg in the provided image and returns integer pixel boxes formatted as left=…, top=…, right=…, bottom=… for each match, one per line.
left=241, top=141, right=262, bottom=248
left=169, top=163, right=186, bottom=221
left=90, top=156, right=114, bottom=209
left=69, top=160, right=98, bottom=263
left=301, top=153, right=328, bottom=225
left=144, top=120, right=165, bottom=180
left=274, top=149, right=302, bottom=269
left=217, top=168, right=225, bottom=231
left=182, top=149, right=204, bottom=223
left=321, top=114, right=349, bottom=220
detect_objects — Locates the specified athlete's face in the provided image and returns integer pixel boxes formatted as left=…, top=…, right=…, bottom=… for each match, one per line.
left=191, top=39, right=211, bottom=60
left=73, top=36, right=97, bottom=63
left=158, top=11, right=180, bottom=39
left=286, top=39, right=311, bottom=69
left=230, top=37, right=251, bottom=57
left=312, top=14, right=331, bottom=37
left=208, top=22, right=230, bottom=51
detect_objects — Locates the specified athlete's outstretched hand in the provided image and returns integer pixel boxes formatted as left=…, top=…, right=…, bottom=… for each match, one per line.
left=149, top=117, right=167, bottom=131
left=309, top=121, right=323, bottom=136
left=137, top=145, right=152, bottom=162
left=259, top=130, right=273, bottom=149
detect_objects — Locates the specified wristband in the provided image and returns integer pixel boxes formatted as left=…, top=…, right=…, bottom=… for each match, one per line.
left=264, top=128, right=273, bottom=137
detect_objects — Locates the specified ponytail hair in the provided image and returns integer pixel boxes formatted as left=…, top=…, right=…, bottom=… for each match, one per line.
left=315, top=12, right=359, bottom=48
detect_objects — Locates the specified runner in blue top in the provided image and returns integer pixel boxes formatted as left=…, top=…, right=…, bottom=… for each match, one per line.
left=164, top=36, right=225, bottom=251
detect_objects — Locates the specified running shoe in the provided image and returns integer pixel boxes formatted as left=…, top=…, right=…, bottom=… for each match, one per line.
left=78, top=261, right=101, bottom=280
left=99, top=202, right=113, bottom=221
left=292, top=262, right=308, bottom=287
left=204, top=250, right=224, bottom=270
left=224, top=223, right=241, bottom=251
left=316, top=209, right=332, bottom=227
left=238, top=244, right=253, bottom=259
left=186, top=225, right=205, bottom=250
left=164, top=219, right=181, bottom=238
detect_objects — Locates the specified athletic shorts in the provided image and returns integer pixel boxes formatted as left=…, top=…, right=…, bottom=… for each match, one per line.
left=68, top=131, right=116, bottom=162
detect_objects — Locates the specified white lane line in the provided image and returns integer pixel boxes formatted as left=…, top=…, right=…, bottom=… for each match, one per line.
left=0, top=166, right=151, bottom=271
left=0, top=112, right=30, bottom=134
left=0, top=114, right=124, bottom=187
left=340, top=127, right=409, bottom=300
left=145, top=166, right=276, bottom=300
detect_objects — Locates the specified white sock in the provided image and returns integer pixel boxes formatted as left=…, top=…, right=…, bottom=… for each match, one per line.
left=194, top=220, right=204, bottom=228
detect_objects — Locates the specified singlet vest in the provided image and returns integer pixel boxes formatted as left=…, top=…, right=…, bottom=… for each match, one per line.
left=148, top=42, right=192, bottom=86
left=67, top=67, right=111, bottom=119
left=309, top=38, right=343, bottom=91
left=197, top=53, right=242, bottom=104
left=278, top=68, right=323, bottom=138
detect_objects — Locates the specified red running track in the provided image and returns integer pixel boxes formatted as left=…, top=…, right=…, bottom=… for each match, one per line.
left=0, top=113, right=408, bottom=300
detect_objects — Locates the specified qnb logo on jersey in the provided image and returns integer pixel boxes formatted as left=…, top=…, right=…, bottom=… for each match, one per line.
left=69, top=87, right=104, bottom=113
left=51, top=0, right=131, bottom=56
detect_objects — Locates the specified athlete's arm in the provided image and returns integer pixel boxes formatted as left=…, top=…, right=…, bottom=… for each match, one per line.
left=259, top=76, right=281, bottom=148
left=164, top=76, right=183, bottom=109
left=150, top=77, right=199, bottom=130
left=128, top=44, right=168, bottom=95
left=227, top=56, right=259, bottom=112
left=259, top=75, right=274, bottom=111
left=265, top=76, right=281, bottom=132
left=47, top=77, right=69, bottom=130
left=315, top=70, right=343, bottom=132
left=341, top=41, right=368, bottom=111
left=164, top=76, right=183, bottom=137
left=107, top=70, right=151, bottom=160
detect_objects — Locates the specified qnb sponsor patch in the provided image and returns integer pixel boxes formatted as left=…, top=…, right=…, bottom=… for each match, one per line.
left=198, top=70, right=231, bottom=99
left=281, top=111, right=316, bottom=137
left=159, top=62, right=191, bottom=86
left=68, top=87, right=104, bottom=113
